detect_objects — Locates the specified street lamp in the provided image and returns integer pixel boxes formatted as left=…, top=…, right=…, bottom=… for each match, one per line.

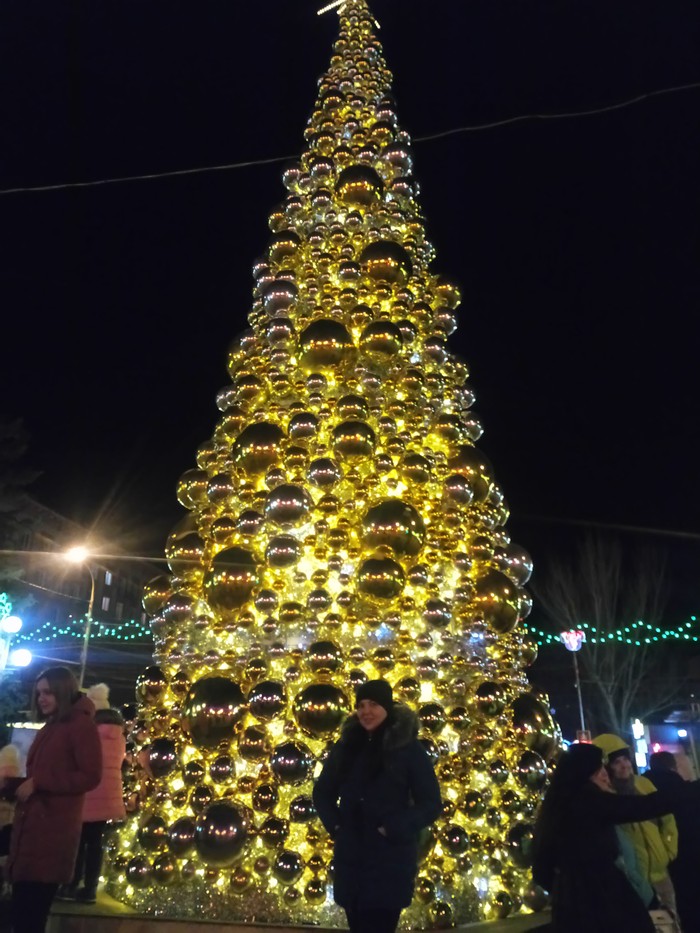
left=560, top=628, right=588, bottom=739
left=65, top=546, right=96, bottom=688
left=0, top=613, right=24, bottom=672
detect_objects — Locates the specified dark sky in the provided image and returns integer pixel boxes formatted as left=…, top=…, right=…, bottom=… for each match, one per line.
left=2, top=0, right=699, bottom=616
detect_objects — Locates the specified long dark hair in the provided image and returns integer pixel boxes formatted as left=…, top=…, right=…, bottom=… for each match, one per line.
left=32, top=667, right=80, bottom=722
left=532, top=743, right=604, bottom=889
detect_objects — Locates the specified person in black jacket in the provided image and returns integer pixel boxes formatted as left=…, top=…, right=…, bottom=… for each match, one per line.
left=646, top=751, right=700, bottom=933
left=313, top=680, right=441, bottom=933
left=532, top=742, right=698, bottom=933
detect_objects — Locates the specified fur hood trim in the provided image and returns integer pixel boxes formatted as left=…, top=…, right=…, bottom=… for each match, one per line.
left=340, top=702, right=419, bottom=750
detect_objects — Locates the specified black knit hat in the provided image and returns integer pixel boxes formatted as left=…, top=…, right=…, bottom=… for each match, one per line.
left=355, top=679, right=393, bottom=714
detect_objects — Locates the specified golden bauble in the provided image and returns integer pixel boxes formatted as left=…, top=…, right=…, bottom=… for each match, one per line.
left=299, top=319, right=354, bottom=369
left=293, top=682, right=349, bottom=737
left=362, top=498, right=425, bottom=556
left=231, top=422, right=285, bottom=474
left=204, top=547, right=259, bottom=614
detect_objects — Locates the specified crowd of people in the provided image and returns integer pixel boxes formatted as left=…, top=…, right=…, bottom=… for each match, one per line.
left=533, top=735, right=700, bottom=933
left=0, top=668, right=698, bottom=933
left=0, top=668, right=125, bottom=933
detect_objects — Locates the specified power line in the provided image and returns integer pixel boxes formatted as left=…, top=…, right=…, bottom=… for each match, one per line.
left=0, top=81, right=697, bottom=197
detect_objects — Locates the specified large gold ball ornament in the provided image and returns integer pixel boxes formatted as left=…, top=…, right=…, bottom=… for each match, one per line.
left=262, top=279, right=298, bottom=314
left=181, top=676, right=246, bottom=750
left=125, top=856, right=151, bottom=888
left=195, top=802, right=250, bottom=866
left=270, top=741, right=314, bottom=785
left=138, top=815, right=168, bottom=851
left=289, top=795, right=316, bottom=823
left=524, top=884, right=548, bottom=912
left=264, top=484, right=312, bottom=526
left=191, top=785, right=214, bottom=814
left=260, top=816, right=289, bottom=849
left=252, top=783, right=279, bottom=813
left=248, top=680, right=287, bottom=720
left=238, top=725, right=270, bottom=762
left=304, top=878, right=326, bottom=904
left=136, top=667, right=168, bottom=705
left=335, top=165, right=383, bottom=205
left=146, top=737, right=178, bottom=778
left=152, top=853, right=178, bottom=885
left=210, top=755, right=236, bottom=784
left=497, top=543, right=534, bottom=586
left=266, top=534, right=302, bottom=568
left=204, top=547, right=259, bottom=613
left=231, top=422, right=285, bottom=474
left=430, top=901, right=454, bottom=929
left=359, top=320, right=403, bottom=356
left=176, top=469, right=209, bottom=509
left=306, top=641, right=343, bottom=673
left=168, top=816, right=196, bottom=858
left=471, top=570, right=523, bottom=634
left=362, top=499, right=425, bottom=555
left=475, top=681, right=508, bottom=717
left=506, top=822, right=534, bottom=869
left=357, top=556, right=405, bottom=600
left=299, top=319, right=354, bottom=369
left=360, top=240, right=413, bottom=284
left=442, top=823, right=470, bottom=856
left=332, top=421, right=376, bottom=459
left=516, top=750, right=548, bottom=790
left=142, top=576, right=173, bottom=615
left=293, top=683, right=349, bottom=736
left=447, top=446, right=493, bottom=502
left=511, top=694, right=557, bottom=759
left=272, top=849, right=304, bottom=885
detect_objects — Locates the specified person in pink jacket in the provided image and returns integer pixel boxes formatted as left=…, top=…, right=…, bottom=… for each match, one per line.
left=57, top=683, right=126, bottom=904
left=5, top=667, right=101, bottom=933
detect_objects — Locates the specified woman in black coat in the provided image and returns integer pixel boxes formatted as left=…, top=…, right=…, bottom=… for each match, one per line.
left=532, top=742, right=698, bottom=933
left=313, top=680, right=442, bottom=933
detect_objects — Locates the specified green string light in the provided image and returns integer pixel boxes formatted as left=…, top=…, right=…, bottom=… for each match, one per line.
left=15, top=616, right=153, bottom=645
left=523, top=615, right=699, bottom=648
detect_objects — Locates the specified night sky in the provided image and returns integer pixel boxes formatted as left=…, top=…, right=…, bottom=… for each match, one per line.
left=2, top=0, right=699, bottom=620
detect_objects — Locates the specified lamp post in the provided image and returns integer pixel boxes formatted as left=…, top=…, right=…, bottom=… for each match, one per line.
left=65, top=546, right=96, bottom=689
left=560, top=628, right=587, bottom=738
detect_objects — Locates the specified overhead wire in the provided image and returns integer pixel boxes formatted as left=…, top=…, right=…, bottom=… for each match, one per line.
left=0, top=80, right=698, bottom=197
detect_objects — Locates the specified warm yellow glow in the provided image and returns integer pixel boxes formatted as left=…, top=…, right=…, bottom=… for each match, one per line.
left=65, top=545, right=90, bottom=563
left=106, top=0, right=549, bottom=927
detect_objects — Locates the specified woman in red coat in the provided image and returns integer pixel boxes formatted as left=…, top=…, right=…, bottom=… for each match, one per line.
left=6, top=667, right=102, bottom=933
left=59, top=683, right=126, bottom=903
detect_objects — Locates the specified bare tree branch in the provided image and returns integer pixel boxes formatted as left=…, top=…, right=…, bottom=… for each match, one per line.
left=532, top=535, right=687, bottom=740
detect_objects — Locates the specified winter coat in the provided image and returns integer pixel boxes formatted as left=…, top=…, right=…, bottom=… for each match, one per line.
left=532, top=782, right=695, bottom=933
left=81, top=710, right=126, bottom=824
left=313, top=704, right=442, bottom=911
left=593, top=734, right=677, bottom=883
left=8, top=694, right=102, bottom=883
left=645, top=767, right=700, bottom=932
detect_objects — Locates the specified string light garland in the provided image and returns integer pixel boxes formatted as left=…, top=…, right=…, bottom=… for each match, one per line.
left=524, top=617, right=699, bottom=647
left=105, top=1, right=555, bottom=927
left=15, top=617, right=153, bottom=645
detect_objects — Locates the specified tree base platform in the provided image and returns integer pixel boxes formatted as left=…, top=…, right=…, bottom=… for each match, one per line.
left=44, top=892, right=549, bottom=933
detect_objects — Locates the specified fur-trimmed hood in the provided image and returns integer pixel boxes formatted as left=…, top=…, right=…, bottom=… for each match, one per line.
left=340, top=702, right=419, bottom=751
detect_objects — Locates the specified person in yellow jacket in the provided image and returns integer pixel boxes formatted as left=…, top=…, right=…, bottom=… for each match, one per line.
left=593, top=734, right=679, bottom=924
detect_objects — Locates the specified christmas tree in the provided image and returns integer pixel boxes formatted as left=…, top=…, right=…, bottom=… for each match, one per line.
left=107, top=0, right=558, bottom=926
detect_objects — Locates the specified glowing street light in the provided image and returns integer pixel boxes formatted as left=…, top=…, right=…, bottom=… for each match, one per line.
left=0, top=606, right=23, bottom=672
left=64, top=546, right=96, bottom=688
left=560, top=628, right=587, bottom=737
left=8, top=648, right=32, bottom=668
